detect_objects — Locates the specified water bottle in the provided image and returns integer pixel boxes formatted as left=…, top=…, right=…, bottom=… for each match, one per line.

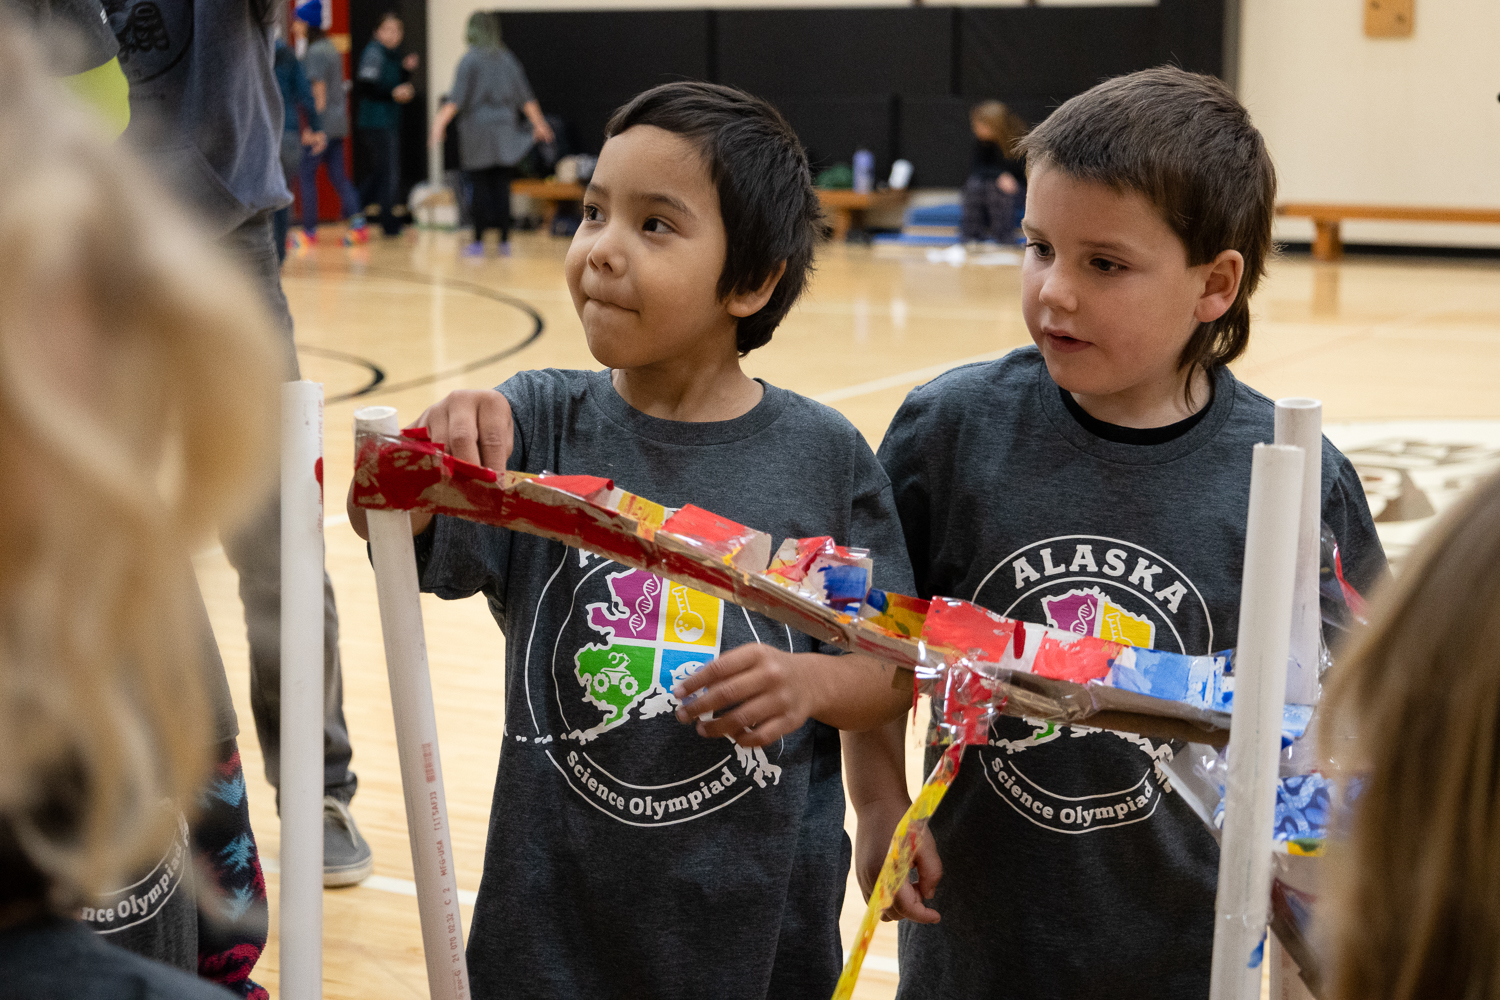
left=852, top=149, right=874, bottom=195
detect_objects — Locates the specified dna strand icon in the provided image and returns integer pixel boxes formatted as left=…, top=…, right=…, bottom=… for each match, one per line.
left=629, top=576, right=661, bottom=634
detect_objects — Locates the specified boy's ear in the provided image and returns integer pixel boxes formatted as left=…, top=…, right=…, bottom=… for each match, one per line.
left=1194, top=249, right=1245, bottom=325
left=726, top=261, right=788, bottom=319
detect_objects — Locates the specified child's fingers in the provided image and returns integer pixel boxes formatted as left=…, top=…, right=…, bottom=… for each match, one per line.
left=674, top=644, right=760, bottom=699
left=442, top=397, right=485, bottom=468
left=912, top=832, right=944, bottom=899
left=475, top=390, right=513, bottom=470
left=717, top=707, right=801, bottom=748
left=411, top=391, right=512, bottom=470
left=674, top=673, right=762, bottom=723
left=885, top=882, right=941, bottom=924
left=693, top=693, right=788, bottom=743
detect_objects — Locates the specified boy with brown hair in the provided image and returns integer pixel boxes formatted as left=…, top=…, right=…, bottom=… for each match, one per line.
left=851, top=66, right=1388, bottom=997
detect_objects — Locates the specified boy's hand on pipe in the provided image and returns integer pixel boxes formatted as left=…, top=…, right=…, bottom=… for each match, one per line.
left=417, top=389, right=514, bottom=470
left=395, top=389, right=514, bottom=536
left=674, top=645, right=824, bottom=748
left=854, top=797, right=944, bottom=924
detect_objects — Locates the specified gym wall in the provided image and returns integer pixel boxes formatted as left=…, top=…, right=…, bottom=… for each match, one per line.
left=421, top=1, right=1222, bottom=189
left=1242, top=0, right=1500, bottom=249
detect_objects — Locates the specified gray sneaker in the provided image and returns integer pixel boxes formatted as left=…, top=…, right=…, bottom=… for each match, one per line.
left=323, top=795, right=374, bottom=887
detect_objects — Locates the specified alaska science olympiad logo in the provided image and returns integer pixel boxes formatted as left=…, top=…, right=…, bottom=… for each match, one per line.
left=521, top=550, right=789, bottom=829
left=969, top=535, right=1211, bottom=834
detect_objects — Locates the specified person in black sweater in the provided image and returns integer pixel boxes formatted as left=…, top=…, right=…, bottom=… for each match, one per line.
left=354, top=12, right=418, bottom=236
left=962, top=100, right=1026, bottom=244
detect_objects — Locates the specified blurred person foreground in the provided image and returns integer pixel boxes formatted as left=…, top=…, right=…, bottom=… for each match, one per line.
left=0, top=22, right=282, bottom=999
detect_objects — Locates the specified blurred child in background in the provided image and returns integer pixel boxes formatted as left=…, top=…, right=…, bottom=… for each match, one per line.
left=961, top=99, right=1026, bottom=245
left=0, top=23, right=281, bottom=998
left=292, top=3, right=367, bottom=246
left=273, top=30, right=325, bottom=263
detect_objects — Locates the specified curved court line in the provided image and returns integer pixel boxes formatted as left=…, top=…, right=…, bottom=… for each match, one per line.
left=296, top=345, right=387, bottom=402
left=292, top=264, right=546, bottom=403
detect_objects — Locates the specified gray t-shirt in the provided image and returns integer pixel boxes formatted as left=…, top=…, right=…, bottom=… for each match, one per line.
left=447, top=47, right=535, bottom=170
left=0, top=919, right=232, bottom=1000
left=300, top=38, right=347, bottom=139
left=80, top=585, right=237, bottom=973
left=878, top=348, right=1386, bottom=1000
left=418, top=368, right=915, bottom=1000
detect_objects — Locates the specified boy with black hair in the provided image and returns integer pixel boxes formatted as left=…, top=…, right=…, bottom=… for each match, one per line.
left=351, top=80, right=914, bottom=1000
left=849, top=66, right=1388, bottom=997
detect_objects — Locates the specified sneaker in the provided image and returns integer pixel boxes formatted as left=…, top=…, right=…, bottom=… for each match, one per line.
left=498, top=241, right=512, bottom=257
left=302, top=229, right=319, bottom=246
left=461, top=240, right=485, bottom=258
left=288, top=230, right=310, bottom=254
left=343, top=222, right=370, bottom=247
left=323, top=795, right=373, bottom=887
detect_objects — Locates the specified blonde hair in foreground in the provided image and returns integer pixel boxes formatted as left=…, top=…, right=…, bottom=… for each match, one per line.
left=1320, top=468, right=1500, bottom=1000
left=0, top=25, right=280, bottom=910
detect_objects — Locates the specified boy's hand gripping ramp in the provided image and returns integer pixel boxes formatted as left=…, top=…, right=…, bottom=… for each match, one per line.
left=356, top=406, right=471, bottom=1000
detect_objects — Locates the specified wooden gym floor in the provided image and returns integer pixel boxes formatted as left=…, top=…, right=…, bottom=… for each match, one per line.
left=193, top=226, right=1500, bottom=998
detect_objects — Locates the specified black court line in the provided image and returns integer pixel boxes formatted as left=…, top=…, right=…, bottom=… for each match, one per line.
left=298, top=345, right=386, bottom=401
left=293, top=264, right=546, bottom=404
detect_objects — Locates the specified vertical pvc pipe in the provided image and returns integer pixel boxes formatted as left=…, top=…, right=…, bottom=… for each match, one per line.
left=354, top=405, right=471, bottom=1000
left=1274, top=398, right=1323, bottom=705
left=280, top=381, right=324, bottom=1000
left=1210, top=443, right=1305, bottom=1000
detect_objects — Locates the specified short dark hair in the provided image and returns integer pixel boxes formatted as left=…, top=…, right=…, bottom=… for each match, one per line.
left=605, top=81, right=822, bottom=355
left=1017, top=66, right=1276, bottom=382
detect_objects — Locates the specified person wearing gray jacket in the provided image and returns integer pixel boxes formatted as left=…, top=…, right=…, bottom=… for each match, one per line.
left=429, top=12, right=553, bottom=258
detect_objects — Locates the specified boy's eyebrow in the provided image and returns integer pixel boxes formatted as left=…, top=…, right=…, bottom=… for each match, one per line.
left=1022, top=221, right=1136, bottom=256
left=640, top=192, right=696, bottom=218
left=583, top=182, right=695, bottom=219
left=1078, top=238, right=1137, bottom=256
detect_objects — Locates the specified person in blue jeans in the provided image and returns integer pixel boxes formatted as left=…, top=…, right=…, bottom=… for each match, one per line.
left=291, top=2, right=365, bottom=244
left=272, top=35, right=324, bottom=263
left=105, top=0, right=373, bottom=890
left=354, top=11, right=418, bottom=236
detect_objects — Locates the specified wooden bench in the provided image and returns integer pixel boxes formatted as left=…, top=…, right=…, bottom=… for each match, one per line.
left=1278, top=203, right=1500, bottom=261
left=816, top=188, right=909, bottom=242
left=512, top=179, right=585, bottom=230
left=513, top=181, right=910, bottom=241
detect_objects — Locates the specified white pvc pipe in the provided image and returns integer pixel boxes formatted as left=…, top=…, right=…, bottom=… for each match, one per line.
left=355, top=405, right=471, bottom=1000
left=280, top=381, right=324, bottom=1000
left=1210, top=443, right=1305, bottom=1000
left=1274, top=398, right=1323, bottom=705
